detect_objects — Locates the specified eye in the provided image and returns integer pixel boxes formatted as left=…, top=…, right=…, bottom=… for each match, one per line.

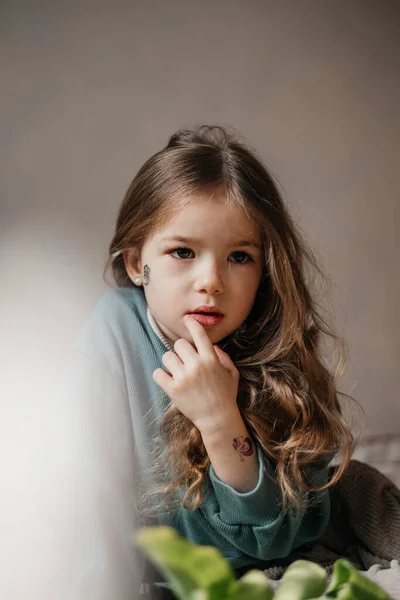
left=229, top=251, right=253, bottom=264
left=169, top=247, right=194, bottom=260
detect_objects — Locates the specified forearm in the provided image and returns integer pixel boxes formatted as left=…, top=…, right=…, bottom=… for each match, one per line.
left=199, top=408, right=259, bottom=493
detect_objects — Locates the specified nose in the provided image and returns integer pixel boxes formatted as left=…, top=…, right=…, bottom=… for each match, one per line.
left=193, top=259, right=224, bottom=295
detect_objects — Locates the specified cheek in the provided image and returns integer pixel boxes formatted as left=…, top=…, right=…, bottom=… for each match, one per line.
left=231, top=277, right=260, bottom=318
left=144, top=260, right=167, bottom=283
left=234, top=271, right=261, bottom=298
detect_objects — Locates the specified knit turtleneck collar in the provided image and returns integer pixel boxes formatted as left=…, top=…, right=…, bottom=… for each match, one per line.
left=146, top=307, right=174, bottom=351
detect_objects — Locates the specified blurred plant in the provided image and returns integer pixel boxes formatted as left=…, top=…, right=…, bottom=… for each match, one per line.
left=136, top=527, right=391, bottom=600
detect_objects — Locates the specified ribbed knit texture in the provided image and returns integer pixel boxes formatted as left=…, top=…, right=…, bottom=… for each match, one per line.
left=64, top=286, right=331, bottom=598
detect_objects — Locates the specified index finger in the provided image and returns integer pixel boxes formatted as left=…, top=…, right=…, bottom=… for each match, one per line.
left=183, top=314, right=216, bottom=356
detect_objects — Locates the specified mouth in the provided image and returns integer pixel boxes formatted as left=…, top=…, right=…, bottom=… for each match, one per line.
left=186, top=308, right=224, bottom=327
left=190, top=311, right=222, bottom=317
left=189, top=306, right=224, bottom=316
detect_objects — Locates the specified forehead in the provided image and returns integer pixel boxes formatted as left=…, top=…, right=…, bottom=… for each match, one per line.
left=154, top=195, right=260, bottom=243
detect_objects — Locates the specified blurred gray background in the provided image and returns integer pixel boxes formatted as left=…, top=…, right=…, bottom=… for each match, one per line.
left=1, top=2, right=399, bottom=596
left=1, top=0, right=399, bottom=433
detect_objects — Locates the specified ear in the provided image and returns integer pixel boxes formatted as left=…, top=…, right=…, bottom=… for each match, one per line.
left=122, top=249, right=142, bottom=283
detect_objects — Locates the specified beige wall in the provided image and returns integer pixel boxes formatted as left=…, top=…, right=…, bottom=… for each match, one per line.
left=1, top=0, right=399, bottom=435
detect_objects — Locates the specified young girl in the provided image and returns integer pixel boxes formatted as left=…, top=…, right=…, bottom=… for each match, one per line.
left=66, top=125, right=354, bottom=599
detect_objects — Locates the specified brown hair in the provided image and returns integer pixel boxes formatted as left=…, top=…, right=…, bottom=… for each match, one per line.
left=107, top=125, right=361, bottom=511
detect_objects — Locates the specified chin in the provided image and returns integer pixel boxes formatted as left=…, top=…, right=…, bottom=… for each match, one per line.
left=208, top=330, right=228, bottom=344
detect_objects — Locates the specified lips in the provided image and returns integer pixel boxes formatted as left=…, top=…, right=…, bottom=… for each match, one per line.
left=189, top=306, right=223, bottom=316
left=187, top=306, right=224, bottom=327
left=188, top=313, right=224, bottom=327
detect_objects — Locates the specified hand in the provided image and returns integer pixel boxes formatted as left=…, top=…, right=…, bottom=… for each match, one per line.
left=152, top=315, right=240, bottom=433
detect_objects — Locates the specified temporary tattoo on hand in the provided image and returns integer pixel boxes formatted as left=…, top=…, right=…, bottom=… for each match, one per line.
left=143, top=264, right=151, bottom=286
left=232, top=436, right=254, bottom=462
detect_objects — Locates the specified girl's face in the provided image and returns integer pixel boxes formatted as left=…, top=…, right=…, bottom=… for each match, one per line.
left=125, top=194, right=263, bottom=345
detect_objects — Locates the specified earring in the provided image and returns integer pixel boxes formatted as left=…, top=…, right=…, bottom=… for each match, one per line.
left=134, top=277, right=142, bottom=286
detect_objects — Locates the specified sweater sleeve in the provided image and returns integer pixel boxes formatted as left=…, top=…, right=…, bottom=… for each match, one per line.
left=48, top=350, right=144, bottom=600
left=190, top=444, right=331, bottom=564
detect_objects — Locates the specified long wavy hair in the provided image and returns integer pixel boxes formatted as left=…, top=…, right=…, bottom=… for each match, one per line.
left=107, top=125, right=361, bottom=512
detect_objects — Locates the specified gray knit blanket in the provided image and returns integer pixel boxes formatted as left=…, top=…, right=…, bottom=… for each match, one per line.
left=263, top=460, right=400, bottom=598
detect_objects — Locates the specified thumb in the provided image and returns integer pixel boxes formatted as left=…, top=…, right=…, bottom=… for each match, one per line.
left=213, top=345, right=238, bottom=376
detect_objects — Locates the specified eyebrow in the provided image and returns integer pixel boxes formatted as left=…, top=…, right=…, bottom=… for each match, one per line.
left=159, top=235, right=261, bottom=250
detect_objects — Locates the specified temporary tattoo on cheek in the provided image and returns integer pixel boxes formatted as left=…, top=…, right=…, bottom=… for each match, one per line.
left=232, top=436, right=254, bottom=462
left=143, top=264, right=151, bottom=286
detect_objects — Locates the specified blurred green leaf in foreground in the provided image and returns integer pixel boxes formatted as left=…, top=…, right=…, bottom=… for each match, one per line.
left=136, top=527, right=391, bottom=600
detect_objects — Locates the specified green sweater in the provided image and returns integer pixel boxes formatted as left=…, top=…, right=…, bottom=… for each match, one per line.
left=65, top=286, right=330, bottom=598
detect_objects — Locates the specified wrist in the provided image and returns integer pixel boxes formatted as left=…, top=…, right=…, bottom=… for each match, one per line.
left=197, top=407, right=245, bottom=442
left=199, top=408, right=259, bottom=492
